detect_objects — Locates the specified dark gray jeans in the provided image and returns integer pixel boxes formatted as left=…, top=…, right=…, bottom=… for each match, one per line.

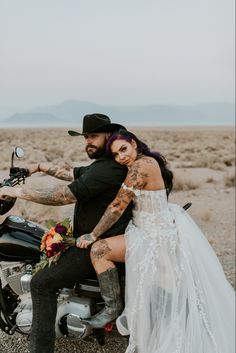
left=29, top=247, right=95, bottom=353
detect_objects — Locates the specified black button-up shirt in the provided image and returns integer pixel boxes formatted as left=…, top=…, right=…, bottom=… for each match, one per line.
left=68, top=155, right=133, bottom=237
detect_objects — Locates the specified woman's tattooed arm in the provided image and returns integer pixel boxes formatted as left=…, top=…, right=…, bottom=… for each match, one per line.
left=92, top=187, right=134, bottom=238
left=92, top=161, right=148, bottom=238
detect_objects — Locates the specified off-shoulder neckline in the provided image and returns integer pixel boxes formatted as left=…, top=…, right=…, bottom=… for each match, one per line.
left=121, top=183, right=166, bottom=194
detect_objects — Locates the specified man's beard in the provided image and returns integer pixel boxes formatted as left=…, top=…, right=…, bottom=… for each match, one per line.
left=86, top=145, right=106, bottom=159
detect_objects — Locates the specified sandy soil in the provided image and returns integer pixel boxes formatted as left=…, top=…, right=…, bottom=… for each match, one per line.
left=0, top=126, right=235, bottom=353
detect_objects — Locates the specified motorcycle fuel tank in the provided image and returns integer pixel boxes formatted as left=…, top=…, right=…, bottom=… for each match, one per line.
left=0, top=215, right=45, bottom=261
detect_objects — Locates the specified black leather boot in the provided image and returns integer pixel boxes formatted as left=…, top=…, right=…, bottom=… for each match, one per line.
left=82, top=268, right=123, bottom=328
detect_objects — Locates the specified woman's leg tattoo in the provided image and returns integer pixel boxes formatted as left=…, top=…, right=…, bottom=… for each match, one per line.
left=90, top=239, right=112, bottom=261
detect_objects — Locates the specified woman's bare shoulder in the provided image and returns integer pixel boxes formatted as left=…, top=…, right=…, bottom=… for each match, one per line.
left=125, top=156, right=163, bottom=189
left=140, top=155, right=157, bottom=165
left=127, top=156, right=156, bottom=180
left=128, top=156, right=157, bottom=172
left=133, top=155, right=162, bottom=178
left=133, top=156, right=159, bottom=170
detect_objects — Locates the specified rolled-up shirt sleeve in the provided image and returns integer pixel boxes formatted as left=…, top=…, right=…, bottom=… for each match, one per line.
left=73, top=166, right=87, bottom=179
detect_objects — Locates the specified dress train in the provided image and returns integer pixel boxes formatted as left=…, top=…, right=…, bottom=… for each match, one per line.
left=116, top=188, right=235, bottom=353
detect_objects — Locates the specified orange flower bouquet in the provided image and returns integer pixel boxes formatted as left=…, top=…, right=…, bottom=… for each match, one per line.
left=34, top=218, right=76, bottom=273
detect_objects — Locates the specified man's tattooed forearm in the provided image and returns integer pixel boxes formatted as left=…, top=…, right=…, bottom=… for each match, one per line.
left=47, top=166, right=73, bottom=181
left=19, top=185, right=76, bottom=205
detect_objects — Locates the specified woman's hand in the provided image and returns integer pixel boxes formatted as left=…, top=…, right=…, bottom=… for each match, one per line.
left=76, top=233, right=97, bottom=248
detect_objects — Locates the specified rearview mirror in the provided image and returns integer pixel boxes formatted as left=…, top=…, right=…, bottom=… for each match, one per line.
left=15, top=146, right=25, bottom=158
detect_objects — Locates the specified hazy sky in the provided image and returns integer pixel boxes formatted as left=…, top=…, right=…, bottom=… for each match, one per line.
left=0, top=0, right=235, bottom=113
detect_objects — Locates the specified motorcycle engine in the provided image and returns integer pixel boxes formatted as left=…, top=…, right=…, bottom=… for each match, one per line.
left=15, top=291, right=93, bottom=337
left=0, top=261, right=30, bottom=296
left=55, top=289, right=93, bottom=339
left=15, top=296, right=32, bottom=334
left=0, top=262, right=34, bottom=334
left=0, top=263, right=93, bottom=339
left=0, top=265, right=93, bottom=338
left=13, top=290, right=93, bottom=337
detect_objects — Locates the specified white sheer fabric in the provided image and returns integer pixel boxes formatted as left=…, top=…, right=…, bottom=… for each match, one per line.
left=116, top=184, right=235, bottom=353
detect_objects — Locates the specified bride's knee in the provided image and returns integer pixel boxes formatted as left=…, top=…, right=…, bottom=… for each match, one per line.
left=90, top=239, right=111, bottom=262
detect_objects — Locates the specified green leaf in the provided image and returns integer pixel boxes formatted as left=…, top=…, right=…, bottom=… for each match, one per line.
left=44, top=219, right=57, bottom=229
left=33, top=258, right=48, bottom=274
left=48, top=254, right=57, bottom=266
left=60, top=218, right=71, bottom=228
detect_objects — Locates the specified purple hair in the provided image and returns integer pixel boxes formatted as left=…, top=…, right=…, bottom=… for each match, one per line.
left=106, top=129, right=173, bottom=196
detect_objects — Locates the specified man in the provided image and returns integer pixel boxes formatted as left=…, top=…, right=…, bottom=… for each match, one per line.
left=0, top=113, right=132, bottom=353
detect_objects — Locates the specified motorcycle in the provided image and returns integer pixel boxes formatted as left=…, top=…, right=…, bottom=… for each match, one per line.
left=0, top=147, right=192, bottom=347
left=0, top=147, right=117, bottom=346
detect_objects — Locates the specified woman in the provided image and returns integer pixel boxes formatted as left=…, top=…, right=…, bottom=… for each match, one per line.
left=77, top=130, right=235, bottom=353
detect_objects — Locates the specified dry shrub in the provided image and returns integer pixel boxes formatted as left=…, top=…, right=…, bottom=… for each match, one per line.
left=223, top=157, right=235, bottom=167
left=173, top=175, right=200, bottom=191
left=78, top=155, right=90, bottom=162
left=199, top=209, right=211, bottom=222
left=45, top=149, right=64, bottom=162
left=209, top=163, right=226, bottom=171
left=167, top=153, right=180, bottom=161
left=0, top=162, right=10, bottom=170
left=224, top=173, right=236, bottom=187
left=206, top=177, right=215, bottom=183
left=193, top=153, right=227, bottom=171
left=183, top=154, right=196, bottom=162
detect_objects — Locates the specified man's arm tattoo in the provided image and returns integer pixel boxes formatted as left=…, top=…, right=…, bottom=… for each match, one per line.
left=47, top=165, right=74, bottom=181
left=18, top=185, right=77, bottom=206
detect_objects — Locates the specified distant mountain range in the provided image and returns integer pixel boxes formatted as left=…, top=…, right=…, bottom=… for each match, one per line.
left=0, top=100, right=235, bottom=126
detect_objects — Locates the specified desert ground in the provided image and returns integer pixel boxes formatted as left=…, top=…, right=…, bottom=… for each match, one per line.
left=0, top=126, right=235, bottom=353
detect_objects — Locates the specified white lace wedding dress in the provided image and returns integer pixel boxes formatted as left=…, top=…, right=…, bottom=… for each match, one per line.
left=116, top=185, right=235, bottom=353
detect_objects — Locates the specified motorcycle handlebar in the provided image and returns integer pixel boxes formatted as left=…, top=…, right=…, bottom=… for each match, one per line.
left=0, top=168, right=30, bottom=215
left=9, top=167, right=29, bottom=178
left=0, top=168, right=30, bottom=188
